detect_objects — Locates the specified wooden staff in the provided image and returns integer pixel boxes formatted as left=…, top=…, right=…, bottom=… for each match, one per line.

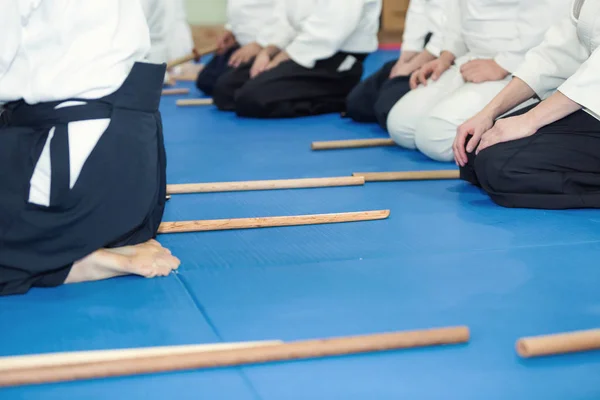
left=166, top=45, right=218, bottom=70
left=167, top=176, right=365, bottom=195
left=0, top=341, right=282, bottom=372
left=162, top=88, right=190, bottom=96
left=311, top=138, right=396, bottom=150
left=516, top=329, right=600, bottom=358
left=176, top=98, right=214, bottom=107
left=353, top=170, right=460, bottom=182
left=157, top=210, right=390, bottom=234
left=0, top=326, right=469, bottom=387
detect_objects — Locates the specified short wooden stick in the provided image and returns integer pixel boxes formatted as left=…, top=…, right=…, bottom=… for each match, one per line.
left=166, top=45, right=218, bottom=70
left=311, top=138, right=396, bottom=150
left=516, top=329, right=600, bottom=358
left=0, top=326, right=469, bottom=387
left=353, top=170, right=460, bottom=182
left=0, top=341, right=283, bottom=372
left=157, top=210, right=390, bottom=234
left=176, top=98, right=214, bottom=107
left=161, top=88, right=190, bottom=96
left=167, top=176, right=365, bottom=194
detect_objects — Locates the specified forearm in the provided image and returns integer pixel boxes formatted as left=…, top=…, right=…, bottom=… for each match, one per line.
left=439, top=51, right=456, bottom=65
left=525, top=91, right=581, bottom=131
left=481, top=77, right=536, bottom=119
left=406, top=50, right=437, bottom=69
left=263, top=45, right=281, bottom=58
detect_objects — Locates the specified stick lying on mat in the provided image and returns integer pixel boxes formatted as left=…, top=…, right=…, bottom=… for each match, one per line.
left=166, top=45, right=218, bottom=70
left=353, top=170, right=460, bottom=182
left=158, top=210, right=390, bottom=234
left=167, top=176, right=365, bottom=194
left=311, top=138, right=395, bottom=150
left=177, top=98, right=214, bottom=107
left=516, top=328, right=600, bottom=358
left=0, top=341, right=282, bottom=372
left=162, top=88, right=190, bottom=96
left=0, top=326, right=469, bottom=387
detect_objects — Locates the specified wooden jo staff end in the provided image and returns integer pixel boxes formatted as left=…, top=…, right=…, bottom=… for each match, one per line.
left=177, top=98, right=214, bottom=107
left=353, top=170, right=460, bottom=182
left=516, top=328, right=600, bottom=358
left=166, top=45, right=219, bottom=70
left=167, top=176, right=365, bottom=195
left=158, top=210, right=390, bottom=234
left=311, top=138, right=396, bottom=150
left=0, top=326, right=469, bottom=388
left=162, top=88, right=190, bottom=96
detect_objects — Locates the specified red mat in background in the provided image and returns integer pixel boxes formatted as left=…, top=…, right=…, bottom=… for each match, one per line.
left=379, top=43, right=401, bottom=51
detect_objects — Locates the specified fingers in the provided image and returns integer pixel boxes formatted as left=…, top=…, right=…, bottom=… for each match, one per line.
left=409, top=70, right=419, bottom=89
left=418, top=67, right=430, bottom=86
left=465, top=127, right=485, bottom=154
left=453, top=126, right=471, bottom=167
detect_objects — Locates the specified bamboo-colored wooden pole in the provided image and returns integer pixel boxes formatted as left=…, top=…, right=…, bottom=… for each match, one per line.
left=158, top=210, right=390, bottom=234
left=162, top=88, right=190, bottom=96
left=311, top=138, right=396, bottom=150
left=166, top=45, right=218, bottom=70
left=353, top=170, right=460, bottom=182
left=167, top=176, right=365, bottom=194
left=0, top=341, right=282, bottom=372
left=176, top=98, right=214, bottom=107
left=516, top=329, right=600, bottom=358
left=0, top=326, right=469, bottom=387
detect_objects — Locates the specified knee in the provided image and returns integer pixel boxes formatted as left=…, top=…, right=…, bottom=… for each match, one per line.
left=234, top=84, right=269, bottom=118
left=345, top=84, right=375, bottom=123
left=473, top=146, right=514, bottom=193
left=386, top=100, right=419, bottom=150
left=212, top=75, right=236, bottom=111
left=414, top=117, right=456, bottom=162
left=195, top=70, right=214, bottom=96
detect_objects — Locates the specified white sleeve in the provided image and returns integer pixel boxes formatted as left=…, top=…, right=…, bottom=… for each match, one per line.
left=140, top=0, right=169, bottom=64
left=513, top=17, right=588, bottom=101
left=401, top=0, right=429, bottom=52
left=285, top=0, right=366, bottom=68
left=558, top=47, right=600, bottom=118
left=256, top=0, right=298, bottom=49
left=423, top=1, right=448, bottom=57
left=442, top=0, right=467, bottom=58
left=494, top=0, right=570, bottom=73
left=0, top=1, right=21, bottom=80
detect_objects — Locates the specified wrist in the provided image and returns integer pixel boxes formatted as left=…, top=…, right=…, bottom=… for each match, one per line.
left=439, top=51, right=455, bottom=66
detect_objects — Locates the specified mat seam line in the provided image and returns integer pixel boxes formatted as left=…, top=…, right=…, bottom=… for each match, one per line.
left=173, top=272, right=265, bottom=400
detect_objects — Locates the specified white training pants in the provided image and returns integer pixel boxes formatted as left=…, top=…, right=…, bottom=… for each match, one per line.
left=386, top=55, right=537, bottom=162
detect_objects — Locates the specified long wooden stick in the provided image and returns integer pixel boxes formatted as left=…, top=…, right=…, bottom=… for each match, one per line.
left=162, top=88, right=190, bottom=96
left=516, top=329, right=600, bottom=358
left=0, top=341, right=282, bottom=372
left=0, top=326, right=469, bottom=387
left=158, top=210, right=390, bottom=234
left=167, top=176, right=365, bottom=194
left=176, top=98, right=214, bottom=107
left=353, top=170, right=460, bottom=182
left=311, top=138, right=396, bottom=150
left=166, top=45, right=218, bottom=70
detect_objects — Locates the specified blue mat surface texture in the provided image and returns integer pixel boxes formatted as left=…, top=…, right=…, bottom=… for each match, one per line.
left=1, top=51, right=599, bottom=399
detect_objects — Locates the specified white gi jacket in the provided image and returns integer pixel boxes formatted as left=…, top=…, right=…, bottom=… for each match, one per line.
left=225, top=0, right=277, bottom=46
left=165, top=0, right=195, bottom=61
left=0, top=0, right=150, bottom=104
left=402, top=0, right=448, bottom=57
left=443, top=0, right=571, bottom=73
left=514, top=0, right=600, bottom=121
left=141, top=0, right=169, bottom=64
left=256, top=0, right=381, bottom=68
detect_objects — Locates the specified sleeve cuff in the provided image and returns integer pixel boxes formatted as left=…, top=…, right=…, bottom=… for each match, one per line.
left=401, top=40, right=424, bottom=53
left=494, top=53, right=525, bottom=74
left=558, top=80, right=600, bottom=120
left=513, top=67, right=556, bottom=100
left=443, top=41, right=468, bottom=59
left=286, top=45, right=317, bottom=69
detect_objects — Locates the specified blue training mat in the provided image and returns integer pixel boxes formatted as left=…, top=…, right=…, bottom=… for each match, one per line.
left=1, top=51, right=600, bottom=399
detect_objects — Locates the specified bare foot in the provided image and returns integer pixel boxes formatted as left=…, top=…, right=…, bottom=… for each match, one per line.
left=65, top=240, right=180, bottom=284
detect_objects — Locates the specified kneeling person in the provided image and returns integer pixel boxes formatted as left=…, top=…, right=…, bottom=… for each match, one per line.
left=0, top=1, right=179, bottom=296
left=454, top=0, right=600, bottom=209
left=212, top=0, right=381, bottom=118
left=346, top=0, right=447, bottom=128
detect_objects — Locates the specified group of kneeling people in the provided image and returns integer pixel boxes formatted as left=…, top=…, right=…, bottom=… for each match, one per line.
left=0, top=0, right=598, bottom=295
left=201, top=0, right=600, bottom=210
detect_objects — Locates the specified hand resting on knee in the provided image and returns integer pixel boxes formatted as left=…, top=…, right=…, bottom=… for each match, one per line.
left=409, top=51, right=455, bottom=89
left=229, top=42, right=262, bottom=68
left=459, top=59, right=509, bottom=84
